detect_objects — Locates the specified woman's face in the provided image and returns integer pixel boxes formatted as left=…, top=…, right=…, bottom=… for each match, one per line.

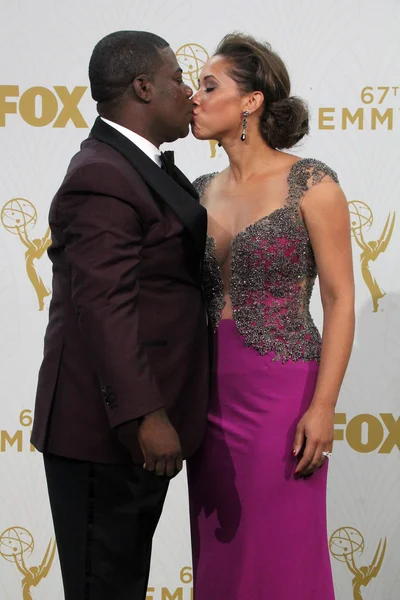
left=191, top=55, right=248, bottom=142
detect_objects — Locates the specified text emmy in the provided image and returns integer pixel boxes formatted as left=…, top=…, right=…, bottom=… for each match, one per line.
left=0, top=85, right=88, bottom=127
left=146, top=567, right=193, bottom=600
left=319, top=85, right=399, bottom=130
left=1, top=410, right=35, bottom=453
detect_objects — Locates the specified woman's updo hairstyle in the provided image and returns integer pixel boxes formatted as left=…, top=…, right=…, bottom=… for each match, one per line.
left=214, top=33, right=309, bottom=149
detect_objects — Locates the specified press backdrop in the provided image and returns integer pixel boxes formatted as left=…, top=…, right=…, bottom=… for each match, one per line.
left=0, top=1, right=399, bottom=598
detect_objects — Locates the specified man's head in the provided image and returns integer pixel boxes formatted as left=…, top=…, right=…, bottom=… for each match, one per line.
left=89, top=31, right=194, bottom=146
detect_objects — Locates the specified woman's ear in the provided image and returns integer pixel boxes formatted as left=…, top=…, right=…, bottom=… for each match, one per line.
left=245, top=91, right=264, bottom=115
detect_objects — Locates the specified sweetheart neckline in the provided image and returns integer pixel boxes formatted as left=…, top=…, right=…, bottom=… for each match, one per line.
left=204, top=158, right=309, bottom=249
left=207, top=204, right=292, bottom=249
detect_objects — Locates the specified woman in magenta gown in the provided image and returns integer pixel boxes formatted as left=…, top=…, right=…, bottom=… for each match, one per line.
left=188, top=33, right=355, bottom=599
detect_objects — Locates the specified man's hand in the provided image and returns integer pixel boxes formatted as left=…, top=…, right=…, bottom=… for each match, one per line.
left=138, top=409, right=183, bottom=477
left=117, top=409, right=183, bottom=478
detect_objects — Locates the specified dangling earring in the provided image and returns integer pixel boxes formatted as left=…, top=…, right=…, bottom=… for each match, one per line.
left=241, top=110, right=249, bottom=141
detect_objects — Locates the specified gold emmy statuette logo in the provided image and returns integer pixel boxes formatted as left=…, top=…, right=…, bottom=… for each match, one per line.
left=176, top=43, right=218, bottom=158
left=348, top=201, right=396, bottom=312
left=330, top=526, right=387, bottom=600
left=0, top=526, right=56, bottom=599
left=1, top=198, right=51, bottom=311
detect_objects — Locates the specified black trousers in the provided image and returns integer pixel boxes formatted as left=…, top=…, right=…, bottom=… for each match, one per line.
left=44, top=453, right=169, bottom=600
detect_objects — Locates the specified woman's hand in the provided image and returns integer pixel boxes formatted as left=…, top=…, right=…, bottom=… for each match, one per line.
left=292, top=406, right=334, bottom=477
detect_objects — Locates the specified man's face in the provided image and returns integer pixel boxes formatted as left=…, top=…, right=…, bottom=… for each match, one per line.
left=150, top=47, right=194, bottom=143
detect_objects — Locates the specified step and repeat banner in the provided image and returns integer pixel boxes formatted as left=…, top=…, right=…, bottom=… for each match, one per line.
left=0, top=0, right=399, bottom=598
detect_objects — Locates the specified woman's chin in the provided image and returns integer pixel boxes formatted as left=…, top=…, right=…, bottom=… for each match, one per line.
left=190, top=124, right=212, bottom=141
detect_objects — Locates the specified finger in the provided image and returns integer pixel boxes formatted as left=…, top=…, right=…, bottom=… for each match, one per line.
left=318, top=447, right=333, bottom=469
left=144, top=457, right=156, bottom=472
left=292, top=424, right=305, bottom=457
left=316, top=452, right=328, bottom=470
left=295, top=441, right=317, bottom=475
left=175, top=457, right=183, bottom=474
left=165, top=458, right=176, bottom=478
left=155, top=459, right=166, bottom=477
left=308, top=443, right=333, bottom=474
left=303, top=445, right=324, bottom=475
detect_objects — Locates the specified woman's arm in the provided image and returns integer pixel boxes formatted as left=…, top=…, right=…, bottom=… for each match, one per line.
left=293, top=180, right=355, bottom=477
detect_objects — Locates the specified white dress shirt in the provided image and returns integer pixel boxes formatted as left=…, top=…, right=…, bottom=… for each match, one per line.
left=100, top=117, right=162, bottom=167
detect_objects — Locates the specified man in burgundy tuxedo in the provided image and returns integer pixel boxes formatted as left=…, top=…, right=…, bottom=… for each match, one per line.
left=31, top=31, right=210, bottom=600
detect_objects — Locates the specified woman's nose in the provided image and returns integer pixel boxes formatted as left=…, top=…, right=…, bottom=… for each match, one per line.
left=192, top=90, right=200, bottom=105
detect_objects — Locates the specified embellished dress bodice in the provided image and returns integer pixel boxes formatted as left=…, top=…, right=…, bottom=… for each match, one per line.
left=194, top=159, right=339, bottom=363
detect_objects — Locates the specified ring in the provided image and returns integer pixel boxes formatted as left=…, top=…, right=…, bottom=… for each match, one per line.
left=322, top=451, right=332, bottom=459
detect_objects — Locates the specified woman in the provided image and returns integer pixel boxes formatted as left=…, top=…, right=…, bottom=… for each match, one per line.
left=188, top=33, right=355, bottom=599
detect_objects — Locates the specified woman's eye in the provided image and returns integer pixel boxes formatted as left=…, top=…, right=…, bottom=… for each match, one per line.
left=205, top=87, right=216, bottom=93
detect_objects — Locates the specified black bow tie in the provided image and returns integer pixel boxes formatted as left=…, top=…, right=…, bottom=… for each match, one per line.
left=160, top=150, right=175, bottom=174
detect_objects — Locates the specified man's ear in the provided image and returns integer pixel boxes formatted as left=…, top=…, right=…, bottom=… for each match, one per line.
left=132, top=75, right=154, bottom=103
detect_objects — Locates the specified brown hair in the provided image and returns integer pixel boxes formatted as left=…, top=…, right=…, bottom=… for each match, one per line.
left=215, top=33, right=309, bottom=149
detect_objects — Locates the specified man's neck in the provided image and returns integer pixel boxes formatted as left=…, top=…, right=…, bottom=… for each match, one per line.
left=100, top=113, right=160, bottom=148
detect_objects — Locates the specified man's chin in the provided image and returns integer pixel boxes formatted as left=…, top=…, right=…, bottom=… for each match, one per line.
left=176, top=123, right=191, bottom=140
left=164, top=125, right=190, bottom=143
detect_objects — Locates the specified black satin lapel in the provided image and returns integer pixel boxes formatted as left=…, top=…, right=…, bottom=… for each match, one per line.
left=171, top=165, right=199, bottom=200
left=90, top=118, right=206, bottom=261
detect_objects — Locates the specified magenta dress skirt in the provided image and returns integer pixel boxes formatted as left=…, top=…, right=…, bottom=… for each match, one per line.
left=188, top=320, right=335, bottom=599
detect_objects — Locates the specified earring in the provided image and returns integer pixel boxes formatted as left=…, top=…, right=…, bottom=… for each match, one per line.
left=241, top=110, right=249, bottom=141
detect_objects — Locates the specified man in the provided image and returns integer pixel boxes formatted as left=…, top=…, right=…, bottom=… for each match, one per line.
left=31, top=31, right=210, bottom=600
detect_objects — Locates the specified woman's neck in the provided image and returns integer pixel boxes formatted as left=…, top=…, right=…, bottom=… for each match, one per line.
left=222, top=130, right=281, bottom=182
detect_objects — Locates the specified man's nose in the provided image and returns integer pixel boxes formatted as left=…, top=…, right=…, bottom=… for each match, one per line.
left=185, top=84, right=194, bottom=99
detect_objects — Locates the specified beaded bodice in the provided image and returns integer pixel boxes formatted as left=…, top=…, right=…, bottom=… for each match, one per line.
left=194, top=159, right=339, bottom=363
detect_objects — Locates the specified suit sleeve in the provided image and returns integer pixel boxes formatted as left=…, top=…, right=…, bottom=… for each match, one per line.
left=58, top=162, right=164, bottom=428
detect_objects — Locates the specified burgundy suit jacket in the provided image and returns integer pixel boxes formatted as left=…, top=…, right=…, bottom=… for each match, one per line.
left=31, top=117, right=210, bottom=464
